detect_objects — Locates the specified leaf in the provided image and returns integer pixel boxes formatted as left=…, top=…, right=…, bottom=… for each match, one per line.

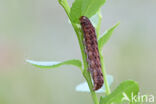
left=70, top=0, right=82, bottom=23
left=26, top=59, right=82, bottom=69
left=100, top=80, right=139, bottom=104
left=70, top=0, right=106, bottom=23
left=98, top=22, right=120, bottom=50
left=75, top=75, right=113, bottom=93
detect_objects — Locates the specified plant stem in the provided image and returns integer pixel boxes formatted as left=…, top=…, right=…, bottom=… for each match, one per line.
left=73, top=21, right=99, bottom=104
left=76, top=28, right=99, bottom=104
left=58, top=0, right=99, bottom=104
left=83, top=70, right=99, bottom=104
left=96, top=10, right=102, bottom=39
left=100, top=52, right=111, bottom=95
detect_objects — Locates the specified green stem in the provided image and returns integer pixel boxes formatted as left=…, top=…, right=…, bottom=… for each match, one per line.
left=73, top=20, right=99, bottom=104
left=58, top=0, right=99, bottom=104
left=96, top=10, right=102, bottom=39
left=100, top=52, right=111, bottom=95
left=83, top=70, right=99, bottom=104
left=75, top=24, right=99, bottom=104
left=58, top=0, right=87, bottom=70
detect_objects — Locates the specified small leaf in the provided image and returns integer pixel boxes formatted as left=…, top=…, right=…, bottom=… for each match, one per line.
left=100, top=80, right=139, bottom=104
left=98, top=22, right=120, bottom=50
left=26, top=59, right=82, bottom=69
left=75, top=75, right=113, bottom=93
left=70, top=0, right=106, bottom=23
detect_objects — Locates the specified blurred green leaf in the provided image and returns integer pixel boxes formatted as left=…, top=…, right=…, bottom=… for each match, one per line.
left=100, top=80, right=139, bottom=104
left=75, top=75, right=113, bottom=93
left=70, top=0, right=106, bottom=23
left=26, top=59, right=82, bottom=69
left=98, top=22, right=120, bottom=50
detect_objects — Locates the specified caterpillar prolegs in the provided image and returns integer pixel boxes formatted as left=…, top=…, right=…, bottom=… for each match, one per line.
left=80, top=16, right=104, bottom=91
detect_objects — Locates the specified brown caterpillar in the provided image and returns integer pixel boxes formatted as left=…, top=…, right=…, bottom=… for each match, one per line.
left=80, top=16, right=104, bottom=90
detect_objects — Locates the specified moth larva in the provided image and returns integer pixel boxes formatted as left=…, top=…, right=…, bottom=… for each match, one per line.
left=80, top=16, right=104, bottom=90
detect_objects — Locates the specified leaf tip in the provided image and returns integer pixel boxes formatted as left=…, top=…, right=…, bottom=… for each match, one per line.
left=113, top=21, right=120, bottom=28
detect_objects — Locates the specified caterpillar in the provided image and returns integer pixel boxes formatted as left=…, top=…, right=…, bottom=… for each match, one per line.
left=80, top=16, right=104, bottom=91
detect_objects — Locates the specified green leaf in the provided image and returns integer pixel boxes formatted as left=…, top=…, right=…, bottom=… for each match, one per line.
left=26, top=59, right=82, bottom=69
left=100, top=80, right=139, bottom=104
left=70, top=0, right=106, bottom=23
left=98, top=22, right=120, bottom=50
left=75, top=75, right=113, bottom=93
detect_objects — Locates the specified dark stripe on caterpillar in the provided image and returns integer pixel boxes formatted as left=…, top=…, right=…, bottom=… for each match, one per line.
left=80, top=16, right=104, bottom=91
